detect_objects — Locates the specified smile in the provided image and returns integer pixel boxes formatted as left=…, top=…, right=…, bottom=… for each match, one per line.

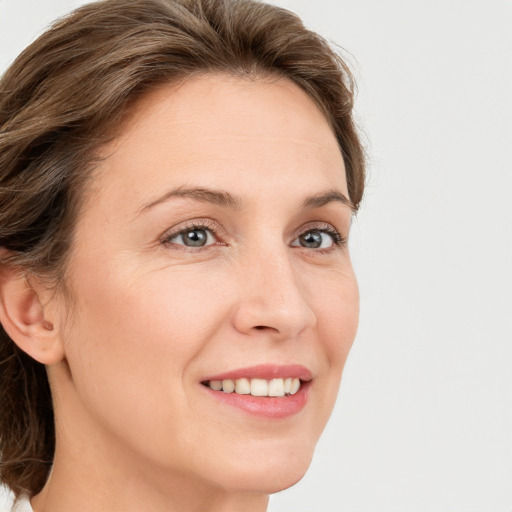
left=200, top=364, right=313, bottom=418
left=202, top=377, right=302, bottom=397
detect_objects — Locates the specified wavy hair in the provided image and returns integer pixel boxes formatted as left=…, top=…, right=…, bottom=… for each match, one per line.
left=0, top=0, right=365, bottom=497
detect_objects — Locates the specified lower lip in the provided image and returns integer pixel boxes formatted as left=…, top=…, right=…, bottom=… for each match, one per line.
left=201, top=381, right=312, bottom=419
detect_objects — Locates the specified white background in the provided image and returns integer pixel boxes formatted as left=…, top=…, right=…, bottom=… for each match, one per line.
left=1, top=1, right=511, bottom=511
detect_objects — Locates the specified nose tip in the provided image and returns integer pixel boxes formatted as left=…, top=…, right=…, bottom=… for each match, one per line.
left=232, top=262, right=317, bottom=340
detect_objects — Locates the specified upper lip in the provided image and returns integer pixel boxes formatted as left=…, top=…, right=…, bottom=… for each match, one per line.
left=201, top=364, right=313, bottom=382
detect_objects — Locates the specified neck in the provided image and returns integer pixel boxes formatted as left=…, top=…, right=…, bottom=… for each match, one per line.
left=32, top=439, right=269, bottom=512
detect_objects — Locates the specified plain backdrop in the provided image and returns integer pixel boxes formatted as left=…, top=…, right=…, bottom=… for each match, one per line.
left=1, top=1, right=511, bottom=511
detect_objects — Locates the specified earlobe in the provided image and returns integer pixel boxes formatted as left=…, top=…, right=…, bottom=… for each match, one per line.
left=0, top=265, right=64, bottom=365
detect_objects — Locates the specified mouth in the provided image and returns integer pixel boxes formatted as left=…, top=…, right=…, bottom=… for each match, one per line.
left=200, top=364, right=313, bottom=418
left=201, top=377, right=303, bottom=397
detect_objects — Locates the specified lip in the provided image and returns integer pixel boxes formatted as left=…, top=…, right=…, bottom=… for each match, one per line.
left=201, top=364, right=313, bottom=382
left=200, top=364, right=313, bottom=419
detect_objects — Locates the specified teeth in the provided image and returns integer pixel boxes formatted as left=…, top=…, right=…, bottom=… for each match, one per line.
left=235, top=378, right=250, bottom=394
left=207, top=377, right=302, bottom=397
left=268, top=378, right=285, bottom=397
left=210, top=380, right=222, bottom=391
left=222, top=379, right=235, bottom=393
left=251, top=378, right=268, bottom=396
left=289, top=377, right=300, bottom=395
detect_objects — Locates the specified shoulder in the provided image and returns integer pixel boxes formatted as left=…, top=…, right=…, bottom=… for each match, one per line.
left=10, top=496, right=33, bottom=512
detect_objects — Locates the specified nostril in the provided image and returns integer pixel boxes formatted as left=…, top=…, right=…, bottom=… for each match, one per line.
left=252, top=325, right=280, bottom=333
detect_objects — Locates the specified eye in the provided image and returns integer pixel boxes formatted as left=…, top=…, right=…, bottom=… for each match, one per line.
left=165, top=226, right=217, bottom=247
left=290, top=226, right=344, bottom=250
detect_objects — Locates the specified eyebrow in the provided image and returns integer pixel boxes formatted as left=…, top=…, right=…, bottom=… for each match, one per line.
left=139, top=186, right=354, bottom=214
left=301, top=189, right=355, bottom=212
left=140, top=186, right=244, bottom=213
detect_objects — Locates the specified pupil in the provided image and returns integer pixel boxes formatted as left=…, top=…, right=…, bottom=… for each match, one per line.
left=184, top=229, right=207, bottom=247
left=300, top=231, right=322, bottom=248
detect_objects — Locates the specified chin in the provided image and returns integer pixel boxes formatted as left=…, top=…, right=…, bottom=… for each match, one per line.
left=260, top=463, right=311, bottom=494
left=206, top=440, right=315, bottom=495
left=219, top=464, right=311, bottom=496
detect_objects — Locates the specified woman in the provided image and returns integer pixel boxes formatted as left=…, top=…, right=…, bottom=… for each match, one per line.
left=0, top=0, right=365, bottom=510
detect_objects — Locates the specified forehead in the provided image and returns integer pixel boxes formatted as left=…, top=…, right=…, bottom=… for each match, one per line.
left=88, top=73, right=348, bottom=212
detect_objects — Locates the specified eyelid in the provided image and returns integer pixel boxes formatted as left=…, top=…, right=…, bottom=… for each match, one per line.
left=294, top=222, right=345, bottom=241
left=159, top=218, right=346, bottom=251
left=160, top=218, right=224, bottom=246
left=290, top=222, right=347, bottom=252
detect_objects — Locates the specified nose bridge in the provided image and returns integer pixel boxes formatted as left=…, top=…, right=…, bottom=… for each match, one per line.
left=233, top=242, right=317, bottom=338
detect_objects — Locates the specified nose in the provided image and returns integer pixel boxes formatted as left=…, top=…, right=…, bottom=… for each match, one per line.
left=232, top=247, right=317, bottom=340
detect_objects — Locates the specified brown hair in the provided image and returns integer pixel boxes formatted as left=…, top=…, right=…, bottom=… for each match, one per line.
left=0, top=0, right=365, bottom=498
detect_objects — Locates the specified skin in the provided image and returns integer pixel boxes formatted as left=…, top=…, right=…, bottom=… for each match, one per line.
left=20, top=74, right=359, bottom=512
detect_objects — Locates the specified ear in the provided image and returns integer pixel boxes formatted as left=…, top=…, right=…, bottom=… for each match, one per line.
left=0, top=264, right=65, bottom=365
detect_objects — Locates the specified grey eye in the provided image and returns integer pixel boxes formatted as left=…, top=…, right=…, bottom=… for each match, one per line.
left=291, top=230, right=335, bottom=249
left=169, top=228, right=215, bottom=247
left=299, top=231, right=322, bottom=248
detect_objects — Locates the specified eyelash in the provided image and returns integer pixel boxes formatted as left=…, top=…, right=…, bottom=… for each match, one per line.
left=161, top=219, right=222, bottom=249
left=294, top=223, right=347, bottom=254
left=161, top=220, right=346, bottom=252
left=305, top=224, right=346, bottom=248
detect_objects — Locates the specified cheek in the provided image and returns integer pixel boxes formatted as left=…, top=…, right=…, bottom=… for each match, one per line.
left=314, top=264, right=359, bottom=363
left=308, top=268, right=359, bottom=426
left=325, top=282, right=359, bottom=362
left=60, top=263, right=229, bottom=454
left=68, top=256, right=227, bottom=352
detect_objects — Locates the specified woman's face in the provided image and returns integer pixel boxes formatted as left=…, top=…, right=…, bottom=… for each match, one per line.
left=54, top=74, right=359, bottom=494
